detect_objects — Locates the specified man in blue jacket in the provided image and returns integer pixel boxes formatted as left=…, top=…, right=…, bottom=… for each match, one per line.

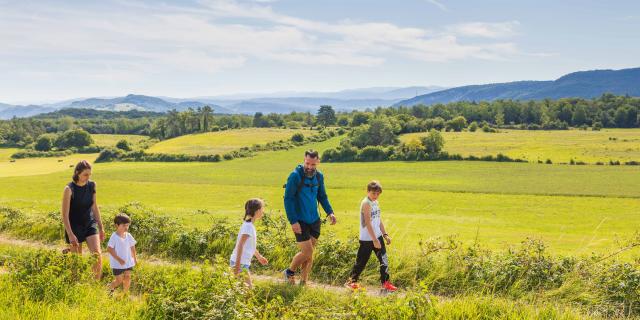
left=283, top=149, right=336, bottom=285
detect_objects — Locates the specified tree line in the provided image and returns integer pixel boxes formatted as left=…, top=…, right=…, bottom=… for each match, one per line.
left=1, top=94, right=639, bottom=148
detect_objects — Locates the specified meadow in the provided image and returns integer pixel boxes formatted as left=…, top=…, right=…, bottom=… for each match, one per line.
left=92, top=134, right=150, bottom=147
left=0, top=129, right=639, bottom=256
left=2, top=128, right=640, bottom=319
left=401, top=128, right=640, bottom=164
left=145, top=128, right=310, bottom=155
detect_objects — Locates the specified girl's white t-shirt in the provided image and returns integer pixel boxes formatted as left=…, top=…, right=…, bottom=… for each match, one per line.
left=230, top=221, right=257, bottom=265
left=359, top=197, right=382, bottom=241
left=107, top=232, right=137, bottom=269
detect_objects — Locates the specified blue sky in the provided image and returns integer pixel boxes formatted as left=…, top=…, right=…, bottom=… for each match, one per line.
left=0, top=0, right=638, bottom=104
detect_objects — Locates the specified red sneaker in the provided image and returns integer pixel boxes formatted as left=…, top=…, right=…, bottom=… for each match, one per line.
left=345, top=281, right=361, bottom=291
left=381, top=281, right=397, bottom=292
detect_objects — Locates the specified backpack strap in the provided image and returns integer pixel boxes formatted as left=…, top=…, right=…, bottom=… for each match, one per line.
left=295, top=167, right=306, bottom=194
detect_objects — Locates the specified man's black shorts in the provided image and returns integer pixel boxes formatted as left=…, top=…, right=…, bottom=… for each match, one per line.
left=294, top=219, right=321, bottom=242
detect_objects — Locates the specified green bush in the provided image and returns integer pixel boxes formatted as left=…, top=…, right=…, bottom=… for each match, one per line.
left=116, top=139, right=132, bottom=151
left=55, top=129, right=94, bottom=149
left=34, top=133, right=57, bottom=151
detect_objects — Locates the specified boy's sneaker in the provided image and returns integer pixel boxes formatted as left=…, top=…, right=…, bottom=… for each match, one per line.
left=283, top=269, right=295, bottom=284
left=345, top=281, right=361, bottom=291
left=381, top=281, right=397, bottom=293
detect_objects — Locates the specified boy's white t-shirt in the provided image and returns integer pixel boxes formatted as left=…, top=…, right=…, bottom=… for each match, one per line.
left=107, top=232, right=137, bottom=269
left=230, top=221, right=257, bottom=265
left=359, top=197, right=382, bottom=241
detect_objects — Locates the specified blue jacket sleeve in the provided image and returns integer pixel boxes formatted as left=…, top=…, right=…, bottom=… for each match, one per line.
left=283, top=172, right=299, bottom=224
left=317, top=173, right=334, bottom=215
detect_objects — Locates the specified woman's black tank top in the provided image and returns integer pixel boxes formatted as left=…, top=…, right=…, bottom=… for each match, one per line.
left=68, top=181, right=96, bottom=227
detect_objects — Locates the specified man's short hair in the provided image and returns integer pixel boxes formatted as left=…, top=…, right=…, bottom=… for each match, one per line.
left=305, top=149, right=319, bottom=159
left=367, top=180, right=382, bottom=193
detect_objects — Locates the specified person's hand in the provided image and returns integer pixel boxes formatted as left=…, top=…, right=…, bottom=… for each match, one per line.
left=373, top=239, right=382, bottom=249
left=133, top=257, right=138, bottom=265
left=234, top=266, right=241, bottom=276
left=68, top=233, right=79, bottom=247
left=258, top=256, right=268, bottom=265
left=291, top=222, right=302, bottom=234
left=117, top=257, right=126, bottom=265
left=99, top=229, right=105, bottom=242
left=383, top=234, right=392, bottom=245
left=327, top=213, right=337, bottom=225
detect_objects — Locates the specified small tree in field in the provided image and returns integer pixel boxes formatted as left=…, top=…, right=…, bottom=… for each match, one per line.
left=116, top=139, right=132, bottom=151
left=34, top=134, right=56, bottom=151
left=317, top=105, right=337, bottom=126
left=420, top=129, right=445, bottom=155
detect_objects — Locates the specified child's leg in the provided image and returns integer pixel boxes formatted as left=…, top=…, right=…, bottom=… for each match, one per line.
left=373, top=236, right=390, bottom=284
left=122, top=270, right=132, bottom=293
left=244, top=270, right=253, bottom=288
left=349, top=240, right=374, bottom=283
left=109, top=274, right=124, bottom=290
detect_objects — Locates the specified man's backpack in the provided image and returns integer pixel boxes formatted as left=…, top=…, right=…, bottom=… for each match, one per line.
left=283, top=167, right=324, bottom=196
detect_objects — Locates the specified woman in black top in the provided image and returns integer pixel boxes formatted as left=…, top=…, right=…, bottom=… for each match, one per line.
left=62, top=160, right=105, bottom=279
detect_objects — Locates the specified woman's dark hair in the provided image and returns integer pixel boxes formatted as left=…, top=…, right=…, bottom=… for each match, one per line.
left=244, top=198, right=264, bottom=222
left=72, top=160, right=92, bottom=183
left=367, top=180, right=383, bottom=193
left=114, top=213, right=131, bottom=225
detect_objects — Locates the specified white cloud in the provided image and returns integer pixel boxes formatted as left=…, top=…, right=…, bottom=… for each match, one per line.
left=0, top=0, right=528, bottom=88
left=448, top=21, right=520, bottom=38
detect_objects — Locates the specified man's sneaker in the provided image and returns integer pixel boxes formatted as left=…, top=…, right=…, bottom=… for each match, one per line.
left=283, top=269, right=295, bottom=284
left=345, top=281, right=361, bottom=291
left=381, top=281, right=397, bottom=293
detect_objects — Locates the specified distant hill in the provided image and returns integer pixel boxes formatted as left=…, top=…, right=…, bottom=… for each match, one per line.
left=33, top=108, right=165, bottom=119
left=395, top=67, right=640, bottom=107
left=0, top=87, right=443, bottom=119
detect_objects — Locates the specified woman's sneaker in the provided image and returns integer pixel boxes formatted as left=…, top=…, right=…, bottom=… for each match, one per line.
left=381, top=281, right=397, bottom=293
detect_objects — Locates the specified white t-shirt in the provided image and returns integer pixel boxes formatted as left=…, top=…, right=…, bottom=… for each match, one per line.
left=107, top=232, right=137, bottom=269
left=359, top=197, right=382, bottom=241
left=230, top=221, right=257, bottom=265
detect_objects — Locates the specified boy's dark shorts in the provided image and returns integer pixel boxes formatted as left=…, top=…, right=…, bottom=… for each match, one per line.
left=294, top=219, right=321, bottom=242
left=112, top=267, right=133, bottom=276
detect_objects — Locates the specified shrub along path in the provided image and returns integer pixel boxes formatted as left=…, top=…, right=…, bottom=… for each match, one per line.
left=0, top=233, right=403, bottom=298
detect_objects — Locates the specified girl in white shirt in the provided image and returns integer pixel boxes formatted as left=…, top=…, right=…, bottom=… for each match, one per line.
left=230, top=198, right=268, bottom=288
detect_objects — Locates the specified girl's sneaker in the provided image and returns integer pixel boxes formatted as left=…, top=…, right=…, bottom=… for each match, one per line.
left=381, top=281, right=397, bottom=293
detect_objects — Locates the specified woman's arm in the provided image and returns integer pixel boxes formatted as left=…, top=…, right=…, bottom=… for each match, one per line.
left=91, top=182, right=105, bottom=242
left=61, top=187, right=77, bottom=245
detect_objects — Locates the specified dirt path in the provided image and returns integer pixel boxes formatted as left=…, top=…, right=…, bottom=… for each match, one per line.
left=0, top=233, right=404, bottom=298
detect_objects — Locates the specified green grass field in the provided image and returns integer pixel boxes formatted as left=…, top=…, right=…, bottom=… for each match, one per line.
left=92, top=134, right=150, bottom=147
left=146, top=128, right=310, bottom=155
left=0, top=150, right=98, bottom=178
left=0, top=132, right=639, bottom=256
left=0, top=148, right=19, bottom=160
left=401, top=128, right=640, bottom=164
